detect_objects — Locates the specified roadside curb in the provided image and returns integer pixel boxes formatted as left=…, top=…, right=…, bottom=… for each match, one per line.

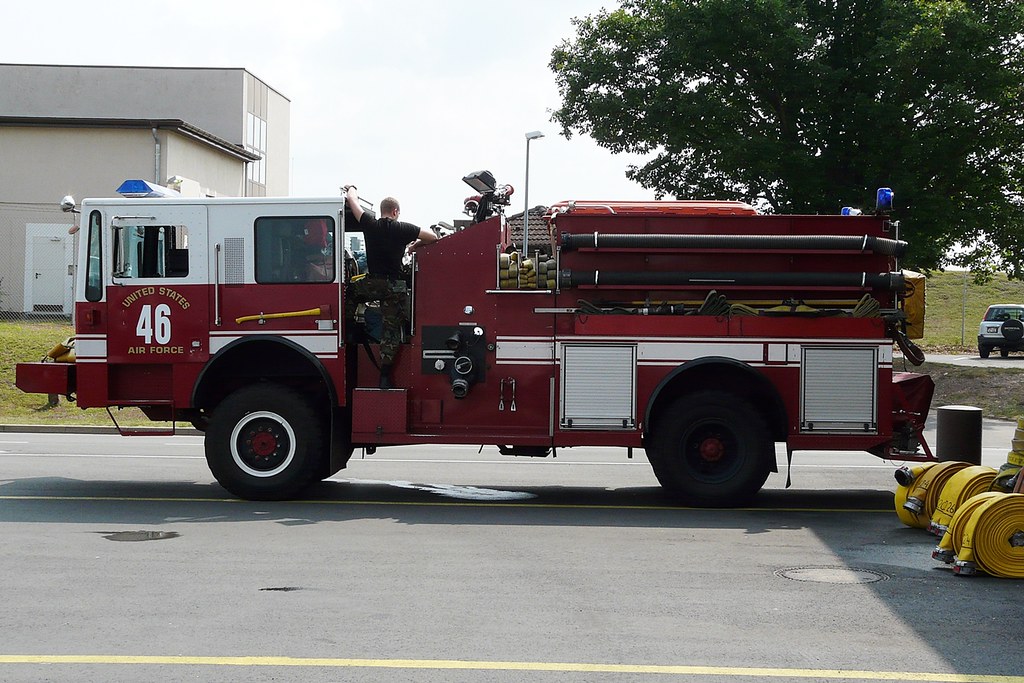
left=0, top=424, right=201, bottom=435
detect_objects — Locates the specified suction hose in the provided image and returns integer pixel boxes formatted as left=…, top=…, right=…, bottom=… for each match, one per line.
left=560, top=232, right=908, bottom=257
left=951, top=493, right=1024, bottom=578
left=561, top=269, right=905, bottom=290
left=926, top=465, right=998, bottom=537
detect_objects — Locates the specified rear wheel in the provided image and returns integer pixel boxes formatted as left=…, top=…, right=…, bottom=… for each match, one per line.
left=647, top=391, right=773, bottom=506
left=205, top=383, right=324, bottom=500
left=979, top=345, right=991, bottom=359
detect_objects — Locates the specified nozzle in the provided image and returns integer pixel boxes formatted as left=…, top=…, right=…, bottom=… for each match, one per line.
left=446, top=333, right=463, bottom=351
left=894, top=463, right=933, bottom=487
left=902, top=497, right=924, bottom=514
left=952, top=560, right=977, bottom=576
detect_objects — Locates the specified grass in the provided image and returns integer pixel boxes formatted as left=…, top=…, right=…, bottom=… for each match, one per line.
left=4, top=270, right=1024, bottom=425
left=0, top=319, right=175, bottom=427
left=915, top=270, right=1024, bottom=351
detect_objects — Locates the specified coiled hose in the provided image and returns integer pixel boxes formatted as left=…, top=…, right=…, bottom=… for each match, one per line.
left=894, top=461, right=971, bottom=528
left=926, top=465, right=998, bottom=537
left=697, top=290, right=731, bottom=316
left=851, top=294, right=880, bottom=318
left=932, top=491, right=1005, bottom=565
left=951, top=493, right=1024, bottom=578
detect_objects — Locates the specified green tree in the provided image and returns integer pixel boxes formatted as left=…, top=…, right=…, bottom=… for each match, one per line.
left=551, top=0, right=1024, bottom=276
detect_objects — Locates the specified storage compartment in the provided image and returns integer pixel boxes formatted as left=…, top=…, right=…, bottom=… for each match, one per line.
left=560, top=344, right=636, bottom=429
left=352, top=388, right=408, bottom=439
left=800, top=346, right=878, bottom=432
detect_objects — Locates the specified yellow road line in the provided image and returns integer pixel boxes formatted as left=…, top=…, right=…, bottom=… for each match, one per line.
left=0, top=494, right=889, bottom=513
left=0, top=655, right=1020, bottom=681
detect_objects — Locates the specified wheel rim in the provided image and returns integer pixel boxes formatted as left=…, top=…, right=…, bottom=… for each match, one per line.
left=681, top=419, right=744, bottom=483
left=230, top=410, right=297, bottom=478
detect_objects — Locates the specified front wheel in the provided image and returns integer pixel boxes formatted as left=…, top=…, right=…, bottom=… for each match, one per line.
left=647, top=391, right=773, bottom=506
left=205, top=383, right=325, bottom=500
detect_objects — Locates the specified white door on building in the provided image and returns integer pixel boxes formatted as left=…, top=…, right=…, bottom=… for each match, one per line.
left=25, top=224, right=74, bottom=315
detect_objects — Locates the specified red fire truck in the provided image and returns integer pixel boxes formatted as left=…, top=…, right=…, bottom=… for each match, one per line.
left=16, top=176, right=934, bottom=505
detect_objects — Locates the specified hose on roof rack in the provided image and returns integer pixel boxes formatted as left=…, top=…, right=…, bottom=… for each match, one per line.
left=560, top=270, right=905, bottom=290
left=561, top=233, right=907, bottom=257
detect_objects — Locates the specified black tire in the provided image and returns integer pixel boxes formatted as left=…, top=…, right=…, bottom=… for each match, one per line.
left=979, top=344, right=991, bottom=358
left=647, top=391, right=772, bottom=506
left=1001, top=347, right=1011, bottom=358
left=205, top=383, right=325, bottom=500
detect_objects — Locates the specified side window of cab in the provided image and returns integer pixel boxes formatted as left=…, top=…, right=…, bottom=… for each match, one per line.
left=254, top=216, right=335, bottom=283
left=112, top=224, right=189, bottom=279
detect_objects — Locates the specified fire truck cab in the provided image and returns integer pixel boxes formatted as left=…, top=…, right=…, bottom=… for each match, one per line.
left=16, top=178, right=934, bottom=505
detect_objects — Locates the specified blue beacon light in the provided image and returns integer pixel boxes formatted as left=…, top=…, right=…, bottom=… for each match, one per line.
left=876, top=187, right=894, bottom=213
left=116, top=179, right=180, bottom=198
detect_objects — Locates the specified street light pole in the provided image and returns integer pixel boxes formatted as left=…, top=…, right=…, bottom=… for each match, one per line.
left=523, top=130, right=544, bottom=260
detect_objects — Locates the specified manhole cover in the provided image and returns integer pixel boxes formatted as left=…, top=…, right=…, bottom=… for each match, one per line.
left=774, top=566, right=889, bottom=584
left=97, top=530, right=180, bottom=542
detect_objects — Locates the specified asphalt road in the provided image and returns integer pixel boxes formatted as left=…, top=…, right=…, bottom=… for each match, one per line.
left=1, top=431, right=1021, bottom=683
left=923, top=352, right=1024, bottom=368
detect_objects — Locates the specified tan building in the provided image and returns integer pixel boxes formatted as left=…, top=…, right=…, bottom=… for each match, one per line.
left=0, top=64, right=289, bottom=316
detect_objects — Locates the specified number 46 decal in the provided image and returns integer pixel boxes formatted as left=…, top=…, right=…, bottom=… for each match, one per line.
left=136, top=303, right=172, bottom=344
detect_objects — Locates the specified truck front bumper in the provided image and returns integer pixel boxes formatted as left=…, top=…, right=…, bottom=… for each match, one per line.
left=16, top=362, right=76, bottom=397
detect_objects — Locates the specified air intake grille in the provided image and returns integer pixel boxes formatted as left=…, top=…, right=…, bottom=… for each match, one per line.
left=224, top=237, right=244, bottom=284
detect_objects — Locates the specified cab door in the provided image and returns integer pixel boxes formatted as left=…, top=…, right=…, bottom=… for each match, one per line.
left=210, top=204, right=344, bottom=373
left=105, top=206, right=210, bottom=406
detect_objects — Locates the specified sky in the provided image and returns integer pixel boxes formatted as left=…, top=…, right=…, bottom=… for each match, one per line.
left=2, top=0, right=655, bottom=227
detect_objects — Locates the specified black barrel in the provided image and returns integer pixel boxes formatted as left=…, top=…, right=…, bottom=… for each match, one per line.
left=935, top=405, right=983, bottom=465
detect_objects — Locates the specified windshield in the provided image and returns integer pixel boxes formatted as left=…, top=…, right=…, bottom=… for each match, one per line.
left=984, top=307, right=1024, bottom=321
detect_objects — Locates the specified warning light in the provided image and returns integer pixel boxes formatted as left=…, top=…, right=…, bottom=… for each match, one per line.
left=116, top=180, right=180, bottom=198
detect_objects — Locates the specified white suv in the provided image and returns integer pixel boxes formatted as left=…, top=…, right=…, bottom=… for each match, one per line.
left=978, top=304, right=1024, bottom=358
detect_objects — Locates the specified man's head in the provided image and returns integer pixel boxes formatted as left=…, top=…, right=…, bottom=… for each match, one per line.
left=380, top=197, right=400, bottom=219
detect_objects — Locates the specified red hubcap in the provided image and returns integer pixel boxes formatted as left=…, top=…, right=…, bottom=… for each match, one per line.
left=249, top=430, right=278, bottom=457
left=699, top=436, right=724, bottom=462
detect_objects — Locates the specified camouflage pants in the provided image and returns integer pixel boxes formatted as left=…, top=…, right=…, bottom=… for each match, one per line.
left=346, top=277, right=407, bottom=364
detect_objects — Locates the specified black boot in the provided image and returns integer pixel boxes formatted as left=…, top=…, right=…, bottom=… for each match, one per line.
left=379, top=363, right=393, bottom=390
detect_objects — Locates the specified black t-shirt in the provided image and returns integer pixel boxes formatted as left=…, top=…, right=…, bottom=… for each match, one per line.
left=357, top=213, right=421, bottom=279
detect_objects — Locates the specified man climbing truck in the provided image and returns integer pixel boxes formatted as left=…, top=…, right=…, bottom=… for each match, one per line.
left=16, top=177, right=934, bottom=505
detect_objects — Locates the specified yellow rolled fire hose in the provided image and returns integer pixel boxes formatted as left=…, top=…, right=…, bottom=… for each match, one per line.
left=927, top=465, right=998, bottom=537
left=894, top=463, right=937, bottom=527
left=951, top=493, right=1024, bottom=578
left=932, top=491, right=1005, bottom=564
left=44, top=337, right=76, bottom=363
left=894, top=461, right=970, bottom=529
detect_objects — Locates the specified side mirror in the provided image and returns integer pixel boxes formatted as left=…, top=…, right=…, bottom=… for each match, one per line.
left=60, top=196, right=79, bottom=213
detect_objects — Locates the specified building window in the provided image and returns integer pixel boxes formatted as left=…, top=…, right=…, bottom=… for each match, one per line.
left=246, top=76, right=270, bottom=197
left=246, top=112, right=267, bottom=195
